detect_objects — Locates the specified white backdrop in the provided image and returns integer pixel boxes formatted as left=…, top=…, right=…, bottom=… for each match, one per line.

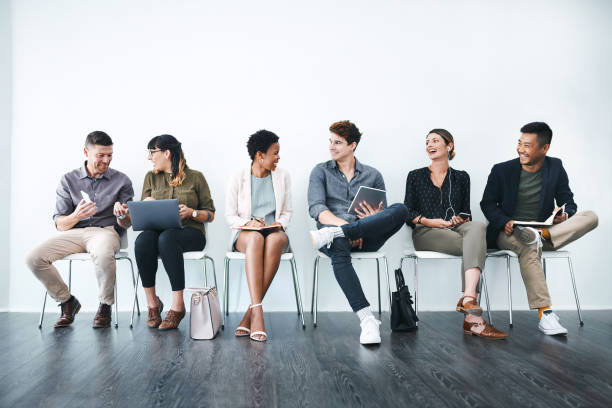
left=7, top=0, right=612, bottom=313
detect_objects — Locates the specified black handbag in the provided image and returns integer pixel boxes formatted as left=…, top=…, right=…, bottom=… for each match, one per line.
left=390, top=267, right=419, bottom=331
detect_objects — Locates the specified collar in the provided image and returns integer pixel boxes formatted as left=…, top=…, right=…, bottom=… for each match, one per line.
left=79, top=161, right=111, bottom=180
left=329, top=157, right=363, bottom=173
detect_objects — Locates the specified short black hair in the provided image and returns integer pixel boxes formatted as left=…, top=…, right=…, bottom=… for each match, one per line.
left=247, top=130, right=279, bottom=161
left=520, top=122, right=552, bottom=146
left=85, top=131, right=113, bottom=147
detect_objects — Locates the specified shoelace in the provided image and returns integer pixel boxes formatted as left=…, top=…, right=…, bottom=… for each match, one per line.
left=519, top=226, right=543, bottom=252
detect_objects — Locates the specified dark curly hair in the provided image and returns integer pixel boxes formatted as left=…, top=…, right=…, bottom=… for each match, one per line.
left=247, top=130, right=280, bottom=161
left=329, top=120, right=361, bottom=151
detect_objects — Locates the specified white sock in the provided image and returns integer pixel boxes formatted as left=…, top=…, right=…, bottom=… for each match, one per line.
left=356, top=307, right=374, bottom=322
left=331, top=226, right=344, bottom=238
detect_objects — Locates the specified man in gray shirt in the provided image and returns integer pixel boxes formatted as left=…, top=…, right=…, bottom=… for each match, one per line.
left=308, top=120, right=408, bottom=345
left=26, top=131, right=134, bottom=328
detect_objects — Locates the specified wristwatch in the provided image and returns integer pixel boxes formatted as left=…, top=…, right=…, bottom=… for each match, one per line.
left=192, top=210, right=199, bottom=219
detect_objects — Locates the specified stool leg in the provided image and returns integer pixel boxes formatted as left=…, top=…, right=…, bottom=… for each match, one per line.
left=384, top=256, right=391, bottom=312
left=203, top=258, right=208, bottom=287
left=68, top=260, right=72, bottom=292
left=290, top=260, right=300, bottom=316
left=290, top=257, right=306, bottom=328
left=38, top=291, right=48, bottom=329
left=567, top=257, right=584, bottom=326
left=114, top=283, right=118, bottom=328
left=130, top=272, right=140, bottom=328
left=311, top=258, right=317, bottom=314
left=313, top=256, right=320, bottom=327
left=414, top=257, right=419, bottom=319
left=376, top=258, right=381, bottom=315
left=481, top=268, right=492, bottom=324
left=223, top=257, right=230, bottom=321
left=506, top=255, right=513, bottom=328
left=127, top=258, right=140, bottom=316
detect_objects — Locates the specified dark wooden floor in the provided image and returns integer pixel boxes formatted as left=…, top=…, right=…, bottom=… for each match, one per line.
left=1, top=311, right=611, bottom=408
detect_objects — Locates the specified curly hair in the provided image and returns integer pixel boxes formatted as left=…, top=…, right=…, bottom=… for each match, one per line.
left=147, top=134, right=188, bottom=186
left=246, top=130, right=280, bottom=161
left=428, top=128, right=456, bottom=160
left=329, top=120, right=362, bottom=150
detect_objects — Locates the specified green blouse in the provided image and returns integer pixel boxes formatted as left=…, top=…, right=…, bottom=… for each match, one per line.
left=141, top=168, right=215, bottom=234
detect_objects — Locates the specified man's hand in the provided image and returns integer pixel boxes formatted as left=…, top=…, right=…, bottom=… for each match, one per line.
left=553, top=213, right=567, bottom=224
left=355, top=201, right=383, bottom=219
left=505, top=220, right=515, bottom=235
left=178, top=204, right=193, bottom=220
left=423, top=218, right=451, bottom=229
left=113, top=202, right=129, bottom=218
left=349, top=238, right=363, bottom=249
left=73, top=199, right=97, bottom=220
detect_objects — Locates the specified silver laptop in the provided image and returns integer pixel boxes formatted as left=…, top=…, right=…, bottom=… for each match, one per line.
left=127, top=199, right=182, bottom=231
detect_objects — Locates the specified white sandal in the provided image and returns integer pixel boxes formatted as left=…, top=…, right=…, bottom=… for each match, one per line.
left=248, top=303, right=267, bottom=342
left=235, top=305, right=252, bottom=337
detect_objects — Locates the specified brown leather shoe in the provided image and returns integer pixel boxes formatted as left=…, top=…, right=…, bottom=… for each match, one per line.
left=456, top=296, right=483, bottom=316
left=92, top=303, right=112, bottom=328
left=463, top=320, right=508, bottom=339
left=54, top=296, right=81, bottom=328
left=158, top=309, right=186, bottom=331
left=146, top=297, right=164, bottom=328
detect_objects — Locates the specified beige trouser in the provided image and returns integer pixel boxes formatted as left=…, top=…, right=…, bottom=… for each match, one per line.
left=412, top=221, right=487, bottom=290
left=497, top=210, right=599, bottom=309
left=25, top=226, right=120, bottom=305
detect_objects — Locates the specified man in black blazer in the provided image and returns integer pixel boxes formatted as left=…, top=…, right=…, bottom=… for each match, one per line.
left=481, top=122, right=598, bottom=336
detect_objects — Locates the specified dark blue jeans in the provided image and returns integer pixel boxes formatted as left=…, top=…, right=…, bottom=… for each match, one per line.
left=319, top=203, right=408, bottom=311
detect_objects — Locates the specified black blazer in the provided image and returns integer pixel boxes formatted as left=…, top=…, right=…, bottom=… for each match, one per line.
left=480, top=156, right=577, bottom=248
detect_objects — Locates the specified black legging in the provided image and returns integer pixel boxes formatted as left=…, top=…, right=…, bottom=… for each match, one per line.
left=134, top=227, right=206, bottom=291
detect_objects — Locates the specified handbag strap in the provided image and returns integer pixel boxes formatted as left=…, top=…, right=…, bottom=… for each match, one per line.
left=394, top=268, right=406, bottom=291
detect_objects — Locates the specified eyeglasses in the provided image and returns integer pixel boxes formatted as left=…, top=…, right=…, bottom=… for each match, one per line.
left=148, top=149, right=162, bottom=156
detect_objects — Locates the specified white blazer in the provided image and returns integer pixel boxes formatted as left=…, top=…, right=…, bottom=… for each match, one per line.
left=225, top=166, right=292, bottom=250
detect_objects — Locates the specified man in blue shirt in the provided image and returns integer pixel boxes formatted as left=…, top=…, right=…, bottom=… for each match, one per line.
left=308, top=120, right=408, bottom=345
left=481, top=122, right=598, bottom=336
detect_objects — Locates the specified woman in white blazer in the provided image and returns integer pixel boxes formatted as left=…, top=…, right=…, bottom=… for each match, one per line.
left=225, top=130, right=292, bottom=342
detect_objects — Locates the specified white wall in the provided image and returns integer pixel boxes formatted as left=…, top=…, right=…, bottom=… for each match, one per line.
left=0, top=0, right=11, bottom=311
left=9, top=0, right=612, bottom=313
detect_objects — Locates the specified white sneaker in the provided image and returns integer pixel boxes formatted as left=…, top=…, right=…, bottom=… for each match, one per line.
left=309, top=227, right=336, bottom=249
left=359, top=316, right=381, bottom=344
left=538, top=311, right=568, bottom=336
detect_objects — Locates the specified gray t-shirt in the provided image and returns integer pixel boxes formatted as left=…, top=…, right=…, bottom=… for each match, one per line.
left=513, top=169, right=542, bottom=221
left=251, top=174, right=276, bottom=225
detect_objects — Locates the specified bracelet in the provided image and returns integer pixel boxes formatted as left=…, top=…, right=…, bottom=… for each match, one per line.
left=417, top=215, right=423, bottom=224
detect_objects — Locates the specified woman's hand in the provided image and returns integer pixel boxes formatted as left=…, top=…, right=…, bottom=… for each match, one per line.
left=450, top=215, right=467, bottom=227
left=143, top=197, right=155, bottom=201
left=178, top=204, right=193, bottom=220
left=268, top=222, right=283, bottom=230
left=423, top=218, right=452, bottom=229
left=245, top=219, right=265, bottom=228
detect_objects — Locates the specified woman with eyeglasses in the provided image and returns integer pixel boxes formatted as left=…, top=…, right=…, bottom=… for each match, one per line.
left=225, top=130, right=291, bottom=342
left=404, top=129, right=507, bottom=339
left=127, top=135, right=215, bottom=330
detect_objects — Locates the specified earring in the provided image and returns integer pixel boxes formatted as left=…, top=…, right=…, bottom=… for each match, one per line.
left=260, top=159, right=263, bottom=164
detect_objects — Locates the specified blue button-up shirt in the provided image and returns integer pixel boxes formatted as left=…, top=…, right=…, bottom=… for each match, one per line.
left=308, top=159, right=386, bottom=227
left=53, top=162, right=134, bottom=229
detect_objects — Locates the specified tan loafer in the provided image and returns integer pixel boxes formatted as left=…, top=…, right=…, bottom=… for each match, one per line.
left=463, top=320, right=508, bottom=339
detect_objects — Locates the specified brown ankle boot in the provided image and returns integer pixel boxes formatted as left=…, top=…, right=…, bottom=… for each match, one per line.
left=158, top=309, right=186, bottom=331
left=92, top=303, right=112, bottom=328
left=54, top=296, right=81, bottom=328
left=146, top=297, right=164, bottom=328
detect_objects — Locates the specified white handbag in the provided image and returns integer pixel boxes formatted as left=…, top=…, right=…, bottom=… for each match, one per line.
left=186, top=287, right=222, bottom=340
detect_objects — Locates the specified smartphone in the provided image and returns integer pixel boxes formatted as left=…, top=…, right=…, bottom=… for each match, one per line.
left=458, top=212, right=471, bottom=220
left=80, top=190, right=92, bottom=203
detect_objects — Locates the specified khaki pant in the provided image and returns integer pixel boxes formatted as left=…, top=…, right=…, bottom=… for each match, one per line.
left=497, top=210, right=598, bottom=309
left=26, top=226, right=120, bottom=305
left=412, top=221, right=487, bottom=290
